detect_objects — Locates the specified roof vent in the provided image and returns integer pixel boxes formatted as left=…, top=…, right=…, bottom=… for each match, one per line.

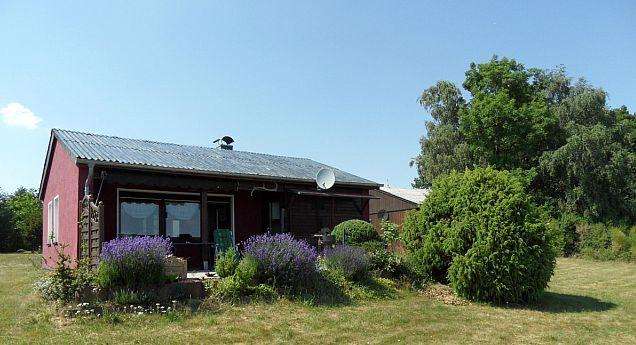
left=213, top=136, right=234, bottom=150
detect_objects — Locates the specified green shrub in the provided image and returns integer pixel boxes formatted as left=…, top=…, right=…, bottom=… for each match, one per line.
left=112, top=289, right=157, bottom=306
left=558, top=212, right=583, bottom=256
left=368, top=249, right=409, bottom=280
left=380, top=221, right=400, bottom=245
left=331, top=219, right=379, bottom=245
left=235, top=255, right=258, bottom=286
left=404, top=168, right=556, bottom=303
left=209, top=276, right=277, bottom=303
left=34, top=247, right=95, bottom=302
left=577, top=223, right=611, bottom=252
left=215, top=247, right=240, bottom=278
left=576, top=222, right=634, bottom=261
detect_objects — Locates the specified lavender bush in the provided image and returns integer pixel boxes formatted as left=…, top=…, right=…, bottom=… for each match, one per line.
left=97, top=236, right=172, bottom=289
left=322, top=245, right=370, bottom=281
left=243, top=233, right=318, bottom=290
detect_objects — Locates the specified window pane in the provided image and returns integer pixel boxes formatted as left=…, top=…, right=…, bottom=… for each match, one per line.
left=166, top=202, right=201, bottom=239
left=120, top=201, right=159, bottom=236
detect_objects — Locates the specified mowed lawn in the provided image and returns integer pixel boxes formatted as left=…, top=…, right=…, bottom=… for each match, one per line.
left=0, top=254, right=634, bottom=344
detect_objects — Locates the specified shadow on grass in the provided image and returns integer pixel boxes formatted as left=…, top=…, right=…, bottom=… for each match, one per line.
left=521, top=292, right=617, bottom=313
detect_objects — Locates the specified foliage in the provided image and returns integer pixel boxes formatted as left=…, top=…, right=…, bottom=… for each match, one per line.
left=411, top=81, right=472, bottom=188
left=404, top=168, right=556, bottom=303
left=35, top=247, right=95, bottom=302
left=243, top=233, right=318, bottom=291
left=331, top=219, right=379, bottom=245
left=0, top=187, right=42, bottom=252
left=413, top=56, right=636, bottom=226
left=206, top=277, right=277, bottom=304
left=367, top=249, right=410, bottom=280
left=97, top=236, right=172, bottom=289
left=112, top=289, right=158, bottom=306
left=539, top=122, right=636, bottom=223
left=321, top=245, right=370, bottom=282
left=379, top=220, right=400, bottom=245
left=577, top=223, right=634, bottom=261
left=234, top=255, right=259, bottom=286
left=215, top=247, right=239, bottom=278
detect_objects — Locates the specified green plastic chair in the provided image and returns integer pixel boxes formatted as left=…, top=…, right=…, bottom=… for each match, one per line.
left=214, top=228, right=235, bottom=256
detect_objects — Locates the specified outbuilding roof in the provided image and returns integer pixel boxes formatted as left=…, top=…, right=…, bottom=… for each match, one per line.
left=379, top=186, right=429, bottom=204
left=41, top=129, right=379, bottom=196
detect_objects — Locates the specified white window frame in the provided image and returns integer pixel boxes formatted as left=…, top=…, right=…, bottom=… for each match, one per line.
left=47, top=196, right=60, bottom=244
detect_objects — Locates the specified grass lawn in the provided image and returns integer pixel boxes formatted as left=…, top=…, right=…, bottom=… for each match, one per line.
left=0, top=254, right=634, bottom=344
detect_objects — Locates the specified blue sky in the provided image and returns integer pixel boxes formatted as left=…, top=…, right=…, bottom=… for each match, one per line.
left=1, top=1, right=634, bottom=193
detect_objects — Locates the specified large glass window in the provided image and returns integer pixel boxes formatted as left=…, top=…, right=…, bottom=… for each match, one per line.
left=120, top=201, right=160, bottom=236
left=166, top=202, right=201, bottom=239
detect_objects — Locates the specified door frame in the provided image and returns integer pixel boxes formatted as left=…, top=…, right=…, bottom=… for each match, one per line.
left=206, top=193, right=235, bottom=247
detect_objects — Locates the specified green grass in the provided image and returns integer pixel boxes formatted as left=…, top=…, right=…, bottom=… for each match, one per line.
left=1, top=254, right=634, bottom=344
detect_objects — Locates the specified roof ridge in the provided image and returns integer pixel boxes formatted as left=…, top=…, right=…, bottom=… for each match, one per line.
left=53, top=128, right=314, bottom=161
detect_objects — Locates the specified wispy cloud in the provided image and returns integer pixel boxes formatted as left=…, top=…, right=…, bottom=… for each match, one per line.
left=0, top=102, right=42, bottom=130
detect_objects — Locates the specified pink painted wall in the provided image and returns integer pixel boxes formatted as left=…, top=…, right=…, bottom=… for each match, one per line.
left=42, top=139, right=86, bottom=268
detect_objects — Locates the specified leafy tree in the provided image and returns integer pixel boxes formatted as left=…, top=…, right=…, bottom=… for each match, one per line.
left=0, top=188, right=16, bottom=252
left=411, top=81, right=476, bottom=187
left=7, top=188, right=42, bottom=251
left=414, top=56, right=635, bottom=225
left=539, top=121, right=636, bottom=222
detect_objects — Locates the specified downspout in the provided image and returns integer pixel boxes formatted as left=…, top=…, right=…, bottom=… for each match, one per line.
left=83, top=162, right=95, bottom=200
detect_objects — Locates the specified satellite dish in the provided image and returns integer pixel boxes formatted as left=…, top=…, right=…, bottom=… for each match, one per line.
left=316, top=168, right=335, bottom=190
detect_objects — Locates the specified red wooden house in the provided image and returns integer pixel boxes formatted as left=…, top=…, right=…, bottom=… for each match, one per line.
left=39, top=129, right=380, bottom=270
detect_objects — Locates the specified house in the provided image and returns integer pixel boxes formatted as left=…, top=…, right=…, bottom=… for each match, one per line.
left=368, top=186, right=428, bottom=229
left=39, top=129, right=380, bottom=270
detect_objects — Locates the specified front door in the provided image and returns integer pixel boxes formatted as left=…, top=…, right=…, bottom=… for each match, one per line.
left=207, top=196, right=233, bottom=267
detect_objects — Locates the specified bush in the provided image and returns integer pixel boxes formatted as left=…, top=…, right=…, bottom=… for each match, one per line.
left=577, top=222, right=634, bottom=261
left=558, top=212, right=583, bottom=256
left=322, top=245, right=370, bottom=282
left=368, top=250, right=409, bottom=280
left=112, top=289, right=157, bottom=306
left=243, top=233, right=318, bottom=291
left=331, top=219, right=379, bottom=245
left=215, top=247, right=239, bottom=278
left=404, top=168, right=556, bottom=303
left=380, top=221, right=400, bottom=245
left=208, top=276, right=277, bottom=303
left=235, top=255, right=259, bottom=286
left=35, top=247, right=95, bottom=302
left=97, top=236, right=172, bottom=289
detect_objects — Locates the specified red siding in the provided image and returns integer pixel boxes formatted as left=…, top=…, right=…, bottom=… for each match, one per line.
left=42, top=140, right=85, bottom=267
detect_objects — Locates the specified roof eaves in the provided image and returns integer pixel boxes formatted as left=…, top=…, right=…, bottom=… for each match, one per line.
left=76, top=158, right=382, bottom=188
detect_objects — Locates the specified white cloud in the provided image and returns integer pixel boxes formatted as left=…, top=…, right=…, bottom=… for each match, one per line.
left=0, top=102, right=42, bottom=130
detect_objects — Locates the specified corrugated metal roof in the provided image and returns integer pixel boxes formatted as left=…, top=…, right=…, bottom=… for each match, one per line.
left=380, top=186, right=429, bottom=204
left=52, top=129, right=379, bottom=187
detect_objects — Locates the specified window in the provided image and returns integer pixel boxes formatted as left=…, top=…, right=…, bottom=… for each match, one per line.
left=120, top=201, right=160, bottom=236
left=47, top=196, right=59, bottom=244
left=166, top=202, right=201, bottom=239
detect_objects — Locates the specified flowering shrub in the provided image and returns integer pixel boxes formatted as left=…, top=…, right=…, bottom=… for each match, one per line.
left=243, top=233, right=318, bottom=291
left=322, top=245, right=370, bottom=281
left=97, top=236, right=172, bottom=289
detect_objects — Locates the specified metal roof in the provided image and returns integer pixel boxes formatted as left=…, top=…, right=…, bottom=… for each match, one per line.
left=379, top=186, right=429, bottom=204
left=49, top=129, right=380, bottom=188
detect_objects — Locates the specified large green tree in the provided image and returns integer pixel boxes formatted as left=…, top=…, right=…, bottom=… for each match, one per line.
left=7, top=188, right=42, bottom=250
left=413, top=56, right=635, bottom=223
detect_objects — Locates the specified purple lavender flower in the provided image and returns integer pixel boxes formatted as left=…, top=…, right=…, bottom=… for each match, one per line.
left=98, top=236, right=172, bottom=288
left=243, top=233, right=318, bottom=289
left=322, top=244, right=370, bottom=281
